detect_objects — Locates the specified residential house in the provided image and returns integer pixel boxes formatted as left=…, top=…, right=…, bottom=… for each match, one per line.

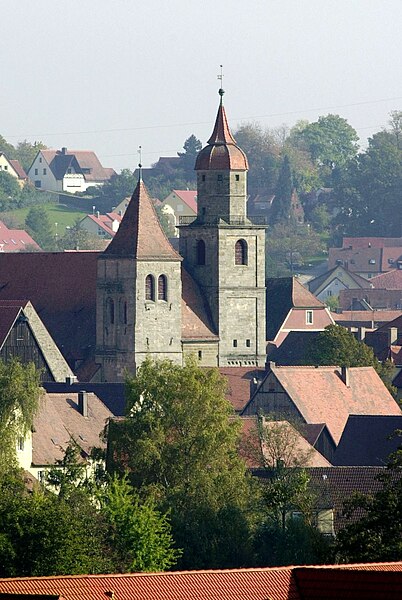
left=28, top=147, right=115, bottom=193
left=339, top=287, right=402, bottom=311
left=1, top=563, right=402, bottom=600
left=0, top=153, right=27, bottom=187
left=18, top=390, right=113, bottom=482
left=328, top=237, right=402, bottom=279
left=333, top=309, right=402, bottom=336
left=79, top=211, right=122, bottom=239
left=364, top=314, right=402, bottom=365
left=308, top=264, right=370, bottom=303
left=0, top=220, right=40, bottom=252
left=161, top=189, right=197, bottom=236
left=266, top=277, right=334, bottom=348
left=0, top=300, right=74, bottom=382
left=241, top=364, right=401, bottom=458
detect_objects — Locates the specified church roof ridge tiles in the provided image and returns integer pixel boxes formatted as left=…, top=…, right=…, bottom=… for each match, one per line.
left=103, top=179, right=181, bottom=260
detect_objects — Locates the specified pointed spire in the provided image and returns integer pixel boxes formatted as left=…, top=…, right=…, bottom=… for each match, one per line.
left=137, top=146, right=142, bottom=181
left=103, top=179, right=181, bottom=260
left=207, top=89, right=237, bottom=146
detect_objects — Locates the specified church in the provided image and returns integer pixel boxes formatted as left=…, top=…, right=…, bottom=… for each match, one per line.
left=0, top=90, right=267, bottom=383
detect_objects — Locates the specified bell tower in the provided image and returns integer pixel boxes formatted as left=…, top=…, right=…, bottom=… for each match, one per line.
left=179, top=88, right=266, bottom=367
left=96, top=172, right=182, bottom=382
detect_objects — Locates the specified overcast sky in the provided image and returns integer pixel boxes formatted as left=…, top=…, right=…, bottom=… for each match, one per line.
left=2, top=0, right=402, bottom=171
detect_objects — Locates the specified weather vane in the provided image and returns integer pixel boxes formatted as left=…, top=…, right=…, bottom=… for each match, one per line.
left=217, top=64, right=225, bottom=99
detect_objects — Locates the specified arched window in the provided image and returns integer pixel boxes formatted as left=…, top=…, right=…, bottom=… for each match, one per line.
left=106, top=298, right=115, bottom=324
left=196, top=239, right=206, bottom=265
left=235, top=239, right=248, bottom=265
left=145, top=274, right=155, bottom=301
left=158, top=274, right=167, bottom=301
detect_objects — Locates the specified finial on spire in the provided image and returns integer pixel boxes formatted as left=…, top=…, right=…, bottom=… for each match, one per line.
left=217, top=64, right=224, bottom=103
left=137, top=146, right=142, bottom=181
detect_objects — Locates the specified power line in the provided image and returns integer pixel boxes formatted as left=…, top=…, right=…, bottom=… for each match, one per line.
left=4, top=95, right=402, bottom=139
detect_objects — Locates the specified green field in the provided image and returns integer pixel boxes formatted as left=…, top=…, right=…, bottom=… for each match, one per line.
left=0, top=202, right=87, bottom=233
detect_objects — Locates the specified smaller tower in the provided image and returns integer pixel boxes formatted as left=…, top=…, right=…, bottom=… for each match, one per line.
left=96, top=171, right=182, bottom=382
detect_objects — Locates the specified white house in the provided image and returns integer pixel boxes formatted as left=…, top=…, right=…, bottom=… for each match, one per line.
left=79, top=212, right=122, bottom=239
left=28, top=148, right=115, bottom=194
left=0, top=153, right=27, bottom=187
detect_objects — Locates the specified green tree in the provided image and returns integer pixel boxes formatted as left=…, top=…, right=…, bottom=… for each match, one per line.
left=0, top=171, right=21, bottom=210
left=265, top=222, right=324, bottom=276
left=270, top=155, right=293, bottom=225
left=293, top=114, right=359, bottom=184
left=0, top=360, right=43, bottom=475
left=336, top=443, right=402, bottom=562
left=177, top=134, right=202, bottom=178
left=0, top=135, right=16, bottom=159
left=58, top=220, right=107, bottom=251
left=25, top=206, right=56, bottom=250
left=15, top=141, right=47, bottom=173
left=98, top=474, right=180, bottom=572
left=305, top=324, right=380, bottom=367
left=107, top=357, right=257, bottom=569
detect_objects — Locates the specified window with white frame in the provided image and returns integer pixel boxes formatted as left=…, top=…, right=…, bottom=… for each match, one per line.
left=306, top=310, right=313, bottom=324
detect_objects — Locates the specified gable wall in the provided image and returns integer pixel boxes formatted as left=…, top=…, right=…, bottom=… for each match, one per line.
left=0, top=320, right=54, bottom=381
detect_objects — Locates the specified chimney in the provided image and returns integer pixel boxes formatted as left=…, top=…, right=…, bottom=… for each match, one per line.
left=250, top=377, right=260, bottom=396
left=389, top=327, right=398, bottom=346
left=96, top=211, right=100, bottom=219
left=78, top=390, right=88, bottom=417
left=340, top=366, right=350, bottom=387
left=65, top=375, right=77, bottom=385
left=61, top=147, right=67, bottom=154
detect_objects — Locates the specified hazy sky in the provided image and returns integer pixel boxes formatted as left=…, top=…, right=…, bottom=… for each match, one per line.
left=2, top=0, right=402, bottom=172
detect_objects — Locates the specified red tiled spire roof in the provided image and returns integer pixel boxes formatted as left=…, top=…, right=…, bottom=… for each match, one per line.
left=103, top=178, right=181, bottom=261
left=195, top=93, right=248, bottom=171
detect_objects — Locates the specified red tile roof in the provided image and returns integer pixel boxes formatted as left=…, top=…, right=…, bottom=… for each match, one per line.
left=219, top=367, right=265, bottom=411
left=40, top=149, right=115, bottom=183
left=261, top=420, right=331, bottom=467
left=172, top=190, right=197, bottom=213
left=32, top=392, right=113, bottom=466
left=342, top=237, right=402, bottom=249
left=0, top=221, right=40, bottom=252
left=248, top=365, right=401, bottom=444
left=195, top=98, right=248, bottom=171
left=0, top=568, right=297, bottom=600
left=8, top=159, right=27, bottom=179
left=84, top=212, right=122, bottom=236
left=371, top=269, right=402, bottom=289
left=104, top=180, right=181, bottom=260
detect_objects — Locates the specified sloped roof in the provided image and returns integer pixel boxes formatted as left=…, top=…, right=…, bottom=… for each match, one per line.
left=266, top=278, right=325, bottom=341
left=103, top=179, right=181, bottom=260
left=268, top=331, right=322, bottom=365
left=333, top=310, right=402, bottom=327
left=8, top=159, right=27, bottom=179
left=40, top=149, right=115, bottom=182
left=246, top=365, right=401, bottom=444
left=371, top=269, right=402, bottom=289
left=32, top=391, right=113, bottom=466
left=0, top=221, right=40, bottom=252
left=334, top=414, right=402, bottom=466
left=261, top=420, right=331, bottom=468
left=0, top=251, right=98, bottom=365
left=172, top=190, right=197, bottom=213
left=0, top=303, right=22, bottom=347
left=219, top=367, right=265, bottom=411
left=195, top=96, right=248, bottom=171
left=308, top=265, right=369, bottom=294
left=0, top=568, right=298, bottom=600
left=342, top=237, right=402, bottom=249
left=328, top=246, right=384, bottom=273
left=43, top=382, right=126, bottom=416
left=84, top=212, right=122, bottom=236
left=181, top=268, right=217, bottom=340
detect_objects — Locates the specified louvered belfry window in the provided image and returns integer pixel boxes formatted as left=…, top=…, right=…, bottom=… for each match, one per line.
left=158, top=275, right=167, bottom=301
left=145, top=274, right=155, bottom=301
left=235, top=239, right=248, bottom=265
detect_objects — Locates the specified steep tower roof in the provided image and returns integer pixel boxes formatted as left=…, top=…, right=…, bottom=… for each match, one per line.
left=195, top=91, right=248, bottom=171
left=103, top=178, right=181, bottom=260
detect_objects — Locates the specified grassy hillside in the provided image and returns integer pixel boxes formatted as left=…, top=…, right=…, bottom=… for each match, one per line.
left=0, top=202, right=87, bottom=232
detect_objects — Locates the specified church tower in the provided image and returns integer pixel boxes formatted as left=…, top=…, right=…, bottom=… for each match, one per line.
left=96, top=175, right=182, bottom=382
left=179, top=89, right=266, bottom=367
